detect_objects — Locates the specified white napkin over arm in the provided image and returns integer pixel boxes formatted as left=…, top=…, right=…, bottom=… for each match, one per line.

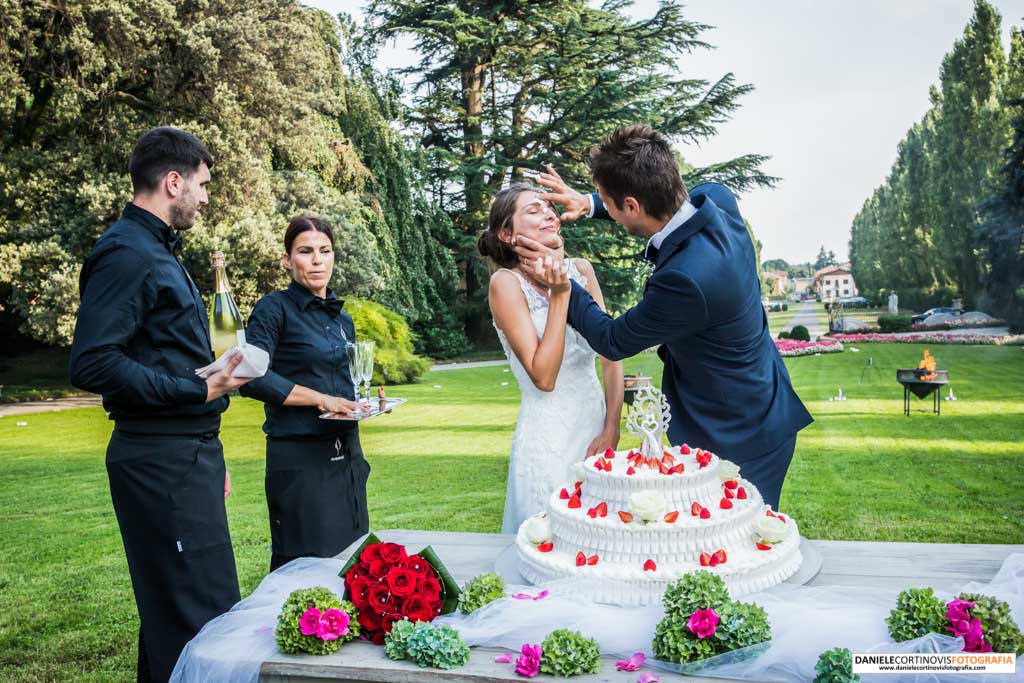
left=195, top=344, right=269, bottom=380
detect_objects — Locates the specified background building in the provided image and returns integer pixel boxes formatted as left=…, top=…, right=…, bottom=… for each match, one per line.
left=815, top=263, right=858, bottom=300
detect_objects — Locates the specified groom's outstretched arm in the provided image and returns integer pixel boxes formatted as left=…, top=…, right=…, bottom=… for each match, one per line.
left=566, top=269, right=708, bottom=361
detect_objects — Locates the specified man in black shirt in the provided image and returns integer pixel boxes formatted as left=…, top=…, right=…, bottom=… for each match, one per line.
left=70, top=127, right=249, bottom=682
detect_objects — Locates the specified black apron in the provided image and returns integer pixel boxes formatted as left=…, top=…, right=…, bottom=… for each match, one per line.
left=265, top=429, right=370, bottom=563
left=106, top=431, right=240, bottom=683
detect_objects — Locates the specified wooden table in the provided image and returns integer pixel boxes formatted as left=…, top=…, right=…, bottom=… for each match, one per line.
left=259, top=530, right=1022, bottom=683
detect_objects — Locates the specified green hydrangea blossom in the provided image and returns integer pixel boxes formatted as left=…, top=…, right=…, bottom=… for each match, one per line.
left=457, top=572, right=506, bottom=614
left=539, top=629, right=601, bottom=676
left=714, top=602, right=771, bottom=652
left=956, top=592, right=1024, bottom=655
left=662, top=570, right=731, bottom=616
left=275, top=587, right=360, bottom=656
left=652, top=613, right=718, bottom=664
left=814, top=647, right=860, bottom=683
left=384, top=618, right=417, bottom=661
left=886, top=587, right=947, bottom=642
left=652, top=572, right=770, bottom=665
left=403, top=623, right=471, bottom=669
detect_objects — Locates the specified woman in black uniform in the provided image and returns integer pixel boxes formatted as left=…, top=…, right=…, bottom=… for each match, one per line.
left=241, top=215, right=370, bottom=571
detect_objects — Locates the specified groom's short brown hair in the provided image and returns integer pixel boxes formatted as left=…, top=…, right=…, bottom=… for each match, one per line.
left=588, top=124, right=688, bottom=221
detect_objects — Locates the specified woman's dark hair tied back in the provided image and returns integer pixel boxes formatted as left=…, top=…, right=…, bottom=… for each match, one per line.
left=285, top=215, right=334, bottom=253
left=478, top=182, right=537, bottom=269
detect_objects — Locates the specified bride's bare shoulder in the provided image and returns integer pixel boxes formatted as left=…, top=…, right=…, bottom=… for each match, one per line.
left=489, top=268, right=525, bottom=300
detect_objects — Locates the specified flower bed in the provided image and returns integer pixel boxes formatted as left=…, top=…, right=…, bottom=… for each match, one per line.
left=912, top=318, right=1007, bottom=331
left=774, top=339, right=844, bottom=357
left=824, top=333, right=1024, bottom=346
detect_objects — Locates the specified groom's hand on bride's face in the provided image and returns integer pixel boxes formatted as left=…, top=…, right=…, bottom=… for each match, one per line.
left=512, top=234, right=564, bottom=271
left=531, top=256, right=571, bottom=293
left=537, top=165, right=589, bottom=222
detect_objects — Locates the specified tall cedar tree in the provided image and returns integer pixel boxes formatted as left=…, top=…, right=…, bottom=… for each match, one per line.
left=364, top=0, right=776, bottom=342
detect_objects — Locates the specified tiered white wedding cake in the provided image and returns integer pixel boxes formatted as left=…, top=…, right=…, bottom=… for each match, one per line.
left=514, top=387, right=803, bottom=606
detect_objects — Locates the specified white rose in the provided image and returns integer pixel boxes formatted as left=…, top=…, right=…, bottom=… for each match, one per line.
left=522, top=514, right=551, bottom=544
left=717, top=460, right=740, bottom=482
left=755, top=515, right=788, bottom=543
left=629, top=490, right=668, bottom=523
left=573, top=461, right=587, bottom=483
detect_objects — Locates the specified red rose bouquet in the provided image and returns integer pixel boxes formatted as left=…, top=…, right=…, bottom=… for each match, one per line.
left=339, top=533, right=460, bottom=645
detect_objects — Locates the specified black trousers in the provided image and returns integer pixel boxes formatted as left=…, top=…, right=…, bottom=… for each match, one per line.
left=736, top=434, right=798, bottom=511
left=107, top=431, right=240, bottom=683
left=265, top=431, right=370, bottom=573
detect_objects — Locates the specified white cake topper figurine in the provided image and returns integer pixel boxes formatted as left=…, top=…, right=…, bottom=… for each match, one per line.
left=625, top=386, right=671, bottom=459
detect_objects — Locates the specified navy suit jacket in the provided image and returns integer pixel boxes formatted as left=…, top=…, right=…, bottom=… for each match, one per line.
left=570, top=184, right=812, bottom=461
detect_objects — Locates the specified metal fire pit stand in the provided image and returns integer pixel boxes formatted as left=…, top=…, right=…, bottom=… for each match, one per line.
left=902, top=383, right=943, bottom=417
left=897, top=369, right=949, bottom=417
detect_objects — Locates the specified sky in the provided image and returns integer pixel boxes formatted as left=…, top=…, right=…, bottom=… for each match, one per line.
left=305, top=0, right=1022, bottom=265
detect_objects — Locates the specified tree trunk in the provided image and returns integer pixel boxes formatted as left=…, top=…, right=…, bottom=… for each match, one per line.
left=459, top=50, right=493, bottom=345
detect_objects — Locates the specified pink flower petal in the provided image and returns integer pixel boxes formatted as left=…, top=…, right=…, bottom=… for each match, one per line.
left=637, top=672, right=661, bottom=683
left=616, top=652, right=646, bottom=671
left=494, top=653, right=515, bottom=663
left=511, top=590, right=549, bottom=601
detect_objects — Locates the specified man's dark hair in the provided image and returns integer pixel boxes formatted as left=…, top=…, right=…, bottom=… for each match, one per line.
left=588, top=124, right=688, bottom=220
left=128, top=126, right=214, bottom=194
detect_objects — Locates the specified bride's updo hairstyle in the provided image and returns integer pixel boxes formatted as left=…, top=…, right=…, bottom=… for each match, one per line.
left=477, top=183, right=537, bottom=269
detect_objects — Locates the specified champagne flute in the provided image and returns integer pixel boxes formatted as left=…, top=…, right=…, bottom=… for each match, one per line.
left=360, top=341, right=376, bottom=410
left=346, top=342, right=364, bottom=412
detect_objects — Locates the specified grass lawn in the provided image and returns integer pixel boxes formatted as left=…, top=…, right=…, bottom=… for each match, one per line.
left=1, top=344, right=1022, bottom=680
left=766, top=307, right=798, bottom=335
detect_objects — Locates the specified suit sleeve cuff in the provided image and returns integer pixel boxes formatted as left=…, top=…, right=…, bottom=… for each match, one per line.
left=587, top=193, right=595, bottom=218
left=182, top=375, right=209, bottom=404
left=240, top=371, right=295, bottom=406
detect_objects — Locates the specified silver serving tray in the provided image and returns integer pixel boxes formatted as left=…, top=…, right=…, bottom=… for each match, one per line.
left=319, top=397, right=407, bottom=421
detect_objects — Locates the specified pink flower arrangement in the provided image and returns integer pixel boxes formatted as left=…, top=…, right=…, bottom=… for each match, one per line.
left=299, top=606, right=350, bottom=641
left=514, top=643, right=542, bottom=677
left=775, top=339, right=844, bottom=357
left=912, top=318, right=1006, bottom=331
left=687, top=608, right=720, bottom=639
left=824, top=332, right=1023, bottom=346
left=945, top=600, right=992, bottom=653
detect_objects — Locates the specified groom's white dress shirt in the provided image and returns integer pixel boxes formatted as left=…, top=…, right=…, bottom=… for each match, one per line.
left=644, top=200, right=697, bottom=259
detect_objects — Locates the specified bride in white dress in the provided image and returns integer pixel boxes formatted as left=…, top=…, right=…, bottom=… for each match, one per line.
left=478, top=183, right=624, bottom=534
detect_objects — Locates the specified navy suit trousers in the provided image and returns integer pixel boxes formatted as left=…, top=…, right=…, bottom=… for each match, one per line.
left=737, top=435, right=798, bottom=511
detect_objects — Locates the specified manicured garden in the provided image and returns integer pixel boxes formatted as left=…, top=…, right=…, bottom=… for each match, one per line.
left=1, top=343, right=1022, bottom=681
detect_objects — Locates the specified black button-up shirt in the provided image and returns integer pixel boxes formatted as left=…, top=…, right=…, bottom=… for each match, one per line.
left=240, top=280, right=358, bottom=440
left=69, top=203, right=225, bottom=434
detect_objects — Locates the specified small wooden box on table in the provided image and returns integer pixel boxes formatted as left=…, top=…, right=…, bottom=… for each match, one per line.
left=259, top=529, right=1022, bottom=683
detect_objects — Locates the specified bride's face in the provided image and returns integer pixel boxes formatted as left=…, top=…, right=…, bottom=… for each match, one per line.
left=504, top=192, right=561, bottom=245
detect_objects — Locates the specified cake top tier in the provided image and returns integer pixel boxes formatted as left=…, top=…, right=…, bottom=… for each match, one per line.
left=580, top=444, right=738, bottom=485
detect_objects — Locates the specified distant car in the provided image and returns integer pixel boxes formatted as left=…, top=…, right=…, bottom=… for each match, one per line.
left=911, top=307, right=961, bottom=324
left=839, top=296, right=869, bottom=308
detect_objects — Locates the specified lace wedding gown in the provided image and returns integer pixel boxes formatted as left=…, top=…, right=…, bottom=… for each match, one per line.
left=496, top=262, right=607, bottom=534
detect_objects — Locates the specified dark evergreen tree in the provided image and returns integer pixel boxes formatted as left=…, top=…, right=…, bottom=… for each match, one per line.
left=364, top=0, right=777, bottom=342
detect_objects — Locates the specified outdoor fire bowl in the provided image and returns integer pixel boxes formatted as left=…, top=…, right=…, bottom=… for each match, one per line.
left=896, top=368, right=949, bottom=399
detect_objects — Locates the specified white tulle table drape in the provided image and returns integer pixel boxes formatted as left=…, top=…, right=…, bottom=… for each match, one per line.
left=172, top=554, right=1024, bottom=683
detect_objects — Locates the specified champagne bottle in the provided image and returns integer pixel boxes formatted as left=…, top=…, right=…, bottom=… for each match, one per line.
left=209, top=251, right=246, bottom=358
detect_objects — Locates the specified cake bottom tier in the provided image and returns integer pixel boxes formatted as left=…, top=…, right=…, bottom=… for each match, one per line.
left=514, top=525, right=803, bottom=606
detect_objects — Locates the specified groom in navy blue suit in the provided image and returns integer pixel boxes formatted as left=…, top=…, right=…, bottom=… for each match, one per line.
left=519, top=124, right=812, bottom=509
